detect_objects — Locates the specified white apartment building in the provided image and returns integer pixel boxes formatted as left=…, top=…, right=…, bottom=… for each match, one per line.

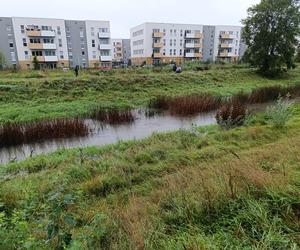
left=130, top=22, right=244, bottom=66
left=130, top=22, right=204, bottom=65
left=203, top=25, right=242, bottom=62
left=112, top=39, right=131, bottom=66
left=0, top=17, right=112, bottom=69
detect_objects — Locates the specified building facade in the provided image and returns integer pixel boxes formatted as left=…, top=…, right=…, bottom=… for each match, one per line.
left=130, top=22, right=204, bottom=66
left=0, top=17, right=112, bottom=69
left=130, top=22, right=244, bottom=66
left=112, top=38, right=131, bottom=66
left=203, top=25, right=242, bottom=62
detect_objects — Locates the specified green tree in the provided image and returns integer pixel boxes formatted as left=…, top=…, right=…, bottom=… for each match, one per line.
left=32, top=56, right=39, bottom=70
left=0, top=51, right=6, bottom=70
left=242, top=0, right=300, bottom=76
left=296, top=45, right=300, bottom=62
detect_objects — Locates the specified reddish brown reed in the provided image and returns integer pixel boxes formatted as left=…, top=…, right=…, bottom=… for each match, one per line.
left=93, top=109, right=135, bottom=124
left=0, top=118, right=89, bottom=148
left=150, top=94, right=222, bottom=116
left=216, top=100, right=248, bottom=129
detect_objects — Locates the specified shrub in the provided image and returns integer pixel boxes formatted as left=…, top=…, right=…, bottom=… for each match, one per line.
left=216, top=101, right=249, bottom=129
left=266, top=96, right=293, bottom=128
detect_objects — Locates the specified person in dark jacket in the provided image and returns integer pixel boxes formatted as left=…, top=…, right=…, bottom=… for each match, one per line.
left=172, top=63, right=177, bottom=72
left=74, top=65, right=79, bottom=77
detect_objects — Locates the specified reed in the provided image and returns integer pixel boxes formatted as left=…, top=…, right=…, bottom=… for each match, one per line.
left=0, top=118, right=89, bottom=148
left=92, top=109, right=135, bottom=124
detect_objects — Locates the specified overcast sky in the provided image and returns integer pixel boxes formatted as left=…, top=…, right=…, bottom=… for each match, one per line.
left=1, top=0, right=260, bottom=38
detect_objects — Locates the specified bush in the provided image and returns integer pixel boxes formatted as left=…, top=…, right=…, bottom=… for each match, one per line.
left=266, top=96, right=293, bottom=128
left=216, top=101, right=249, bottom=129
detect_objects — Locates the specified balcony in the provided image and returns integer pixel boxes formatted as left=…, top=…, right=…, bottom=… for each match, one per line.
left=43, top=43, right=57, bottom=50
left=26, top=30, right=56, bottom=37
left=99, top=32, right=110, bottom=38
left=153, top=42, right=164, bottom=48
left=153, top=53, right=162, bottom=58
left=44, top=56, right=58, bottom=62
left=185, top=32, right=203, bottom=39
left=153, top=32, right=164, bottom=38
left=28, top=43, right=43, bottom=50
left=41, top=30, right=56, bottom=37
left=28, top=43, right=57, bottom=50
left=218, top=52, right=235, bottom=57
left=100, top=55, right=112, bottom=61
left=220, top=34, right=236, bottom=40
left=185, top=52, right=202, bottom=58
left=26, top=30, right=41, bottom=37
left=30, top=56, right=45, bottom=62
left=185, top=43, right=202, bottom=48
left=220, top=43, right=233, bottom=49
left=99, top=44, right=112, bottom=50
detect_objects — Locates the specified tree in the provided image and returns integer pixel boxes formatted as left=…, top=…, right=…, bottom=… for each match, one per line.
left=242, top=0, right=300, bottom=76
left=32, top=56, right=39, bottom=70
left=0, top=51, right=6, bottom=70
left=296, top=45, right=300, bottom=62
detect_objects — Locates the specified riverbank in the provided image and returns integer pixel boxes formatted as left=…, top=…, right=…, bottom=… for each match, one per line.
left=1, top=65, right=300, bottom=124
left=0, top=103, right=300, bottom=249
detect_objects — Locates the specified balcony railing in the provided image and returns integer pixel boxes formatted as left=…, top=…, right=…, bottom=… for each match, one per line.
left=99, top=32, right=110, bottom=38
left=153, top=32, right=164, bottom=38
left=220, top=34, right=236, bottom=40
left=99, top=44, right=112, bottom=50
left=28, top=43, right=57, bottom=50
left=185, top=52, right=202, bottom=58
left=153, top=52, right=162, bottom=58
left=100, top=55, right=112, bottom=61
left=218, top=52, right=235, bottom=57
left=153, top=42, right=164, bottom=48
left=185, top=32, right=203, bottom=39
left=44, top=56, right=58, bottom=62
left=26, top=30, right=56, bottom=37
left=185, top=43, right=202, bottom=48
left=30, top=56, right=45, bottom=62
left=220, top=43, right=233, bottom=49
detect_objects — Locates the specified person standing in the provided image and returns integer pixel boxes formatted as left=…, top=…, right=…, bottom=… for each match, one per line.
left=74, top=65, right=79, bottom=77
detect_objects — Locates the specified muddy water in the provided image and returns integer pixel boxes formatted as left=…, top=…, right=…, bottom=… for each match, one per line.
left=1, top=99, right=297, bottom=165
left=0, top=110, right=216, bottom=164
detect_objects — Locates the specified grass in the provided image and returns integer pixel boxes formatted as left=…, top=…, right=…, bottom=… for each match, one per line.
left=0, top=103, right=300, bottom=249
left=1, top=65, right=300, bottom=124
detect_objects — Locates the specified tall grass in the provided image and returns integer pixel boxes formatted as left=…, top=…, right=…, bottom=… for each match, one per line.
left=0, top=118, right=88, bottom=147
left=92, top=109, right=135, bottom=124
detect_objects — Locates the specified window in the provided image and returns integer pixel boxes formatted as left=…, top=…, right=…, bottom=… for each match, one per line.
left=58, top=39, right=62, bottom=47
left=99, top=28, right=109, bottom=33
left=80, top=27, right=84, bottom=37
left=60, top=51, right=64, bottom=59
left=163, top=39, right=166, bottom=46
left=92, top=51, right=96, bottom=59
left=10, top=51, right=16, bottom=61
left=45, top=50, right=55, bottom=56
left=100, top=50, right=110, bottom=56
left=132, top=29, right=143, bottom=37
left=91, top=27, right=95, bottom=36
left=21, top=25, right=25, bottom=34
left=133, top=49, right=144, bottom=55
left=174, top=49, right=176, bottom=56
left=99, top=38, right=109, bottom=44
left=174, top=39, right=176, bottom=46
left=24, top=51, right=29, bottom=59
left=29, top=38, right=41, bottom=44
left=169, top=49, right=172, bottom=55
left=43, top=38, right=54, bottom=44
left=23, top=38, right=27, bottom=47
left=153, top=29, right=160, bottom=33
left=32, top=51, right=43, bottom=56
left=163, top=49, right=166, bottom=56
left=57, top=26, right=61, bottom=35
left=133, top=39, right=144, bottom=46
left=180, top=49, right=182, bottom=56
left=92, top=39, right=95, bottom=47
left=9, top=42, right=14, bottom=48
left=82, top=51, right=85, bottom=56
left=170, top=39, right=172, bottom=46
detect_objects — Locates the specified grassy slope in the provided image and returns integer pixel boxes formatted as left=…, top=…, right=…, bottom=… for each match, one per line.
left=0, top=105, right=300, bottom=249
left=1, top=66, right=300, bottom=123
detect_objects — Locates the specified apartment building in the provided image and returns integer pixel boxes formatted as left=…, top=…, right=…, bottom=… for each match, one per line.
left=130, top=22, right=244, bottom=66
left=112, top=39, right=131, bottom=66
left=203, top=25, right=242, bottom=62
left=130, top=22, right=204, bottom=66
left=0, top=17, right=112, bottom=69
